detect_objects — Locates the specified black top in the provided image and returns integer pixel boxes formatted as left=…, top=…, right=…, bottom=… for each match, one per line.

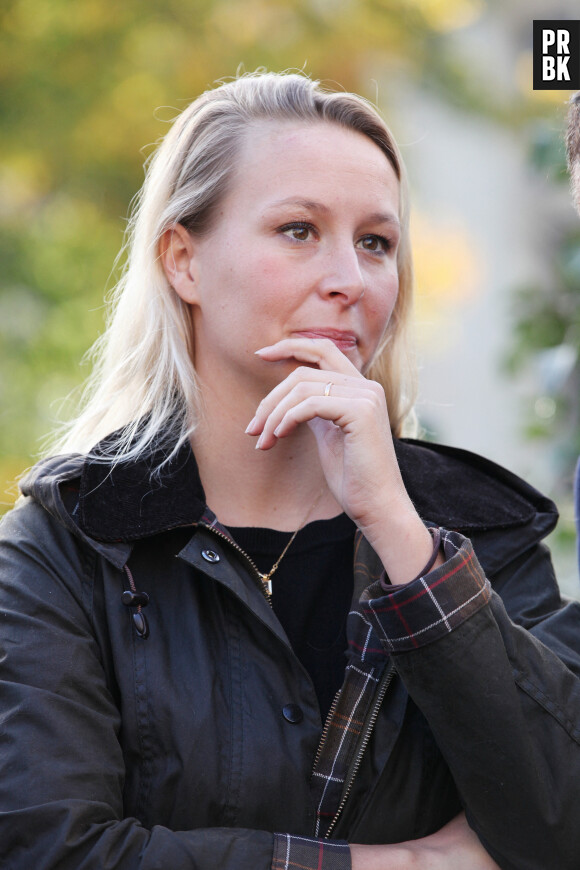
left=228, top=513, right=356, bottom=723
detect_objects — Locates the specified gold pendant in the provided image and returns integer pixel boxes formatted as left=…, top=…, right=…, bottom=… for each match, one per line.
left=258, top=572, right=273, bottom=596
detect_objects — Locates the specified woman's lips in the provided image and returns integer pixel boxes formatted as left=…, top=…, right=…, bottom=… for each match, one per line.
left=293, top=330, right=358, bottom=351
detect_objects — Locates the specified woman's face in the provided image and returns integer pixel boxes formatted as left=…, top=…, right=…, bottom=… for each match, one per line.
left=183, top=120, right=401, bottom=393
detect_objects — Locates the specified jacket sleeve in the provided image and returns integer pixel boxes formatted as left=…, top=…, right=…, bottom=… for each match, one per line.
left=0, top=501, right=351, bottom=870
left=361, top=529, right=580, bottom=870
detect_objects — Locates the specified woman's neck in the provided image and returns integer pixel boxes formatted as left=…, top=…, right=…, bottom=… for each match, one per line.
left=190, top=380, right=342, bottom=530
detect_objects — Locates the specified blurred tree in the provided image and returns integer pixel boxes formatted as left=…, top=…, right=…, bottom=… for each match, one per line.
left=505, top=123, right=580, bottom=497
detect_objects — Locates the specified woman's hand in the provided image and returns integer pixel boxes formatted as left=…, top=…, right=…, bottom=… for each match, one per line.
left=350, top=813, right=501, bottom=869
left=246, top=336, right=439, bottom=585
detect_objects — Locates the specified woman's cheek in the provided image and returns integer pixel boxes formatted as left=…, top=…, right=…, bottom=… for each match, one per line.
left=371, top=281, right=398, bottom=331
left=384, top=274, right=400, bottom=318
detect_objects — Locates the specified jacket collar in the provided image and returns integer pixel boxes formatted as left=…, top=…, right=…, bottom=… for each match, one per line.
left=394, top=438, right=554, bottom=531
left=78, top=437, right=206, bottom=542
left=74, top=434, right=556, bottom=544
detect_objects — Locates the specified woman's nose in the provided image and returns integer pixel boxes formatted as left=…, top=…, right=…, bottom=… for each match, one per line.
left=317, top=243, right=365, bottom=304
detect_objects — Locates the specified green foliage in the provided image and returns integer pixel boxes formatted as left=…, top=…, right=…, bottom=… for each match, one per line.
left=505, top=119, right=580, bottom=489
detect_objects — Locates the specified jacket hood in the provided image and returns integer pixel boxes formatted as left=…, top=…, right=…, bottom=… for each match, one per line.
left=19, top=436, right=558, bottom=576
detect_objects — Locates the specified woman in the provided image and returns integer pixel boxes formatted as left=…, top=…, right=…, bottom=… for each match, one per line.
left=1, top=71, right=579, bottom=870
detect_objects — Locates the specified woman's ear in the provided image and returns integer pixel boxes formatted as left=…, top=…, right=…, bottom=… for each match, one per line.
left=159, top=223, right=199, bottom=304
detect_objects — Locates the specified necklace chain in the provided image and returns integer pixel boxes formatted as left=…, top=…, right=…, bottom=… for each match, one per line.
left=256, top=488, right=326, bottom=595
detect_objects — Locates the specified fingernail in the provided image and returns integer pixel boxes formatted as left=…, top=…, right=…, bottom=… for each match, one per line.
left=255, top=434, right=264, bottom=449
left=245, top=416, right=259, bottom=434
left=273, top=425, right=282, bottom=437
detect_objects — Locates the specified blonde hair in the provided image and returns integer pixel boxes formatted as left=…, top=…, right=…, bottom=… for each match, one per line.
left=49, top=70, right=417, bottom=464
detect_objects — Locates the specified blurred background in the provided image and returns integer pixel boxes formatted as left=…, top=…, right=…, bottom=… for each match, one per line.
left=1, top=0, right=579, bottom=592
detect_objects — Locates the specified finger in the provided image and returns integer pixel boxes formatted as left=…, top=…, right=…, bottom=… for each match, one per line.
left=255, top=337, right=360, bottom=376
left=257, top=391, right=378, bottom=449
left=249, top=371, right=370, bottom=439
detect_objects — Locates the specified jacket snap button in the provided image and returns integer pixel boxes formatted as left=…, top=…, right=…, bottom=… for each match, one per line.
left=201, top=549, right=220, bottom=563
left=282, top=704, right=304, bottom=724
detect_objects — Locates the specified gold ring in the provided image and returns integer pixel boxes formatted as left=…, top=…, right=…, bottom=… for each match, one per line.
left=323, top=382, right=332, bottom=397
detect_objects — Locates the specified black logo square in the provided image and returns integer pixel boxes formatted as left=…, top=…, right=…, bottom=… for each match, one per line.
left=533, top=20, right=580, bottom=89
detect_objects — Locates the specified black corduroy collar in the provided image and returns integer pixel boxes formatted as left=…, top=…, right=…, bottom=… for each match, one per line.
left=394, top=438, right=549, bottom=531
left=78, top=438, right=206, bottom=542
left=75, top=433, right=555, bottom=544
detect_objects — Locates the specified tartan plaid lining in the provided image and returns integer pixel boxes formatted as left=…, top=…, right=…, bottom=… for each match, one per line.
left=272, top=833, right=351, bottom=870
left=311, top=660, right=383, bottom=836
left=361, top=530, right=492, bottom=652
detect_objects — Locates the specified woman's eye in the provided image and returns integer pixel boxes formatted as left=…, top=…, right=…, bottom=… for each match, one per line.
left=279, top=222, right=315, bottom=242
left=358, top=234, right=390, bottom=253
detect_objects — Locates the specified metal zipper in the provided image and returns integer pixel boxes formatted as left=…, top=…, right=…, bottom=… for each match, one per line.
left=312, top=688, right=343, bottom=772
left=202, top=523, right=273, bottom=605
left=323, top=661, right=396, bottom=839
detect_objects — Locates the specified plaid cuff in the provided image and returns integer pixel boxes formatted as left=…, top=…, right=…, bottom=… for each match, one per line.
left=272, top=834, right=351, bottom=870
left=360, top=529, right=492, bottom=652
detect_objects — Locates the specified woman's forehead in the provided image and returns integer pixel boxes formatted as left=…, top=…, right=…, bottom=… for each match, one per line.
left=228, top=120, right=400, bottom=211
left=239, top=118, right=394, bottom=167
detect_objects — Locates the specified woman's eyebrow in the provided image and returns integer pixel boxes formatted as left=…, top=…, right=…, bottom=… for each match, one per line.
left=263, top=198, right=401, bottom=229
left=264, top=197, right=331, bottom=214
left=368, top=212, right=401, bottom=230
